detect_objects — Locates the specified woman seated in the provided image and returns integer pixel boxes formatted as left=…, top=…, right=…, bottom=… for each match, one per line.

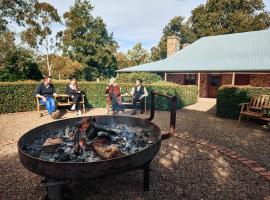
left=105, top=78, right=124, bottom=114
left=66, top=77, right=84, bottom=115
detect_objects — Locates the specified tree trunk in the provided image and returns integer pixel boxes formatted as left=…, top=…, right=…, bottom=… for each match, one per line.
left=45, top=27, right=51, bottom=76
left=58, top=73, right=61, bottom=81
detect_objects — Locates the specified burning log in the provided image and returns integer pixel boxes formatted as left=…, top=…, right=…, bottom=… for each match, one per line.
left=42, top=137, right=63, bottom=153
left=91, top=138, right=124, bottom=159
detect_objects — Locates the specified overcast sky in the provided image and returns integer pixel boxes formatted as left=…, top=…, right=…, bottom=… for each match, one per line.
left=43, top=0, right=270, bottom=53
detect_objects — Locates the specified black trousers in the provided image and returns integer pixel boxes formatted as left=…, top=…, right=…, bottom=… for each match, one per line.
left=132, top=97, right=145, bottom=112
left=71, top=93, right=82, bottom=110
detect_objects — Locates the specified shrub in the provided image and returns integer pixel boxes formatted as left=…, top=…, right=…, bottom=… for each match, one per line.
left=0, top=81, right=198, bottom=113
left=216, top=85, right=270, bottom=119
left=116, top=72, right=162, bottom=84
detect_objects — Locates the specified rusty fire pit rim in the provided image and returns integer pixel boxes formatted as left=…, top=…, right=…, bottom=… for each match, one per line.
left=17, top=115, right=162, bottom=164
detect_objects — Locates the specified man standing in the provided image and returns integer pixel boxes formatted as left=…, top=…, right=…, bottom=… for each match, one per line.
left=35, top=76, right=60, bottom=119
left=130, top=79, right=148, bottom=115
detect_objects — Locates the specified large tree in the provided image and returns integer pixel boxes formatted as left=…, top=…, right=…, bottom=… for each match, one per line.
left=62, top=0, right=118, bottom=81
left=190, top=0, right=270, bottom=38
left=50, top=55, right=84, bottom=80
left=151, top=16, right=196, bottom=61
left=126, top=43, right=150, bottom=67
left=20, top=2, right=61, bottom=76
left=0, top=33, right=42, bottom=81
left=0, top=0, right=36, bottom=33
left=116, top=43, right=150, bottom=69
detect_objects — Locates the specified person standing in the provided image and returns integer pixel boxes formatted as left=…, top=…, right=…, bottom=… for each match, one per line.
left=105, top=78, right=124, bottom=114
left=35, top=75, right=60, bottom=119
left=130, top=79, right=148, bottom=115
left=66, top=77, right=84, bottom=116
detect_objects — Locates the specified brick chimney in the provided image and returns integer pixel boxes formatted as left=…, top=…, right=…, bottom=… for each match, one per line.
left=167, top=36, right=180, bottom=57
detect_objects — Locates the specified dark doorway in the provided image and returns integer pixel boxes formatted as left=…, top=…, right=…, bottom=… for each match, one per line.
left=235, top=74, right=250, bottom=85
left=208, top=74, right=221, bottom=98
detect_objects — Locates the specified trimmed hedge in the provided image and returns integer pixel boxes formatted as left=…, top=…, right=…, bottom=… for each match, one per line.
left=216, top=85, right=270, bottom=119
left=116, top=72, right=162, bottom=84
left=0, top=81, right=198, bottom=113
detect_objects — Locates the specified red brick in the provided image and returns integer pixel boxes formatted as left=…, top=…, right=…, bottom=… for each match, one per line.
left=262, top=175, right=270, bottom=182
left=251, top=167, right=267, bottom=172
left=235, top=157, right=249, bottom=161
left=259, top=171, right=270, bottom=176
left=230, top=154, right=239, bottom=159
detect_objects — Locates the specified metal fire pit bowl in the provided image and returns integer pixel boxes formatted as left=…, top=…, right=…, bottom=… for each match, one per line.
left=17, top=91, right=177, bottom=191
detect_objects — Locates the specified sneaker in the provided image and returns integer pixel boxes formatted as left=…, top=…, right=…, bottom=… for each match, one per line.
left=71, top=104, right=76, bottom=111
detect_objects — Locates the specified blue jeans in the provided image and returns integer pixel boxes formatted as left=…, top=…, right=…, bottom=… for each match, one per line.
left=39, top=96, right=56, bottom=114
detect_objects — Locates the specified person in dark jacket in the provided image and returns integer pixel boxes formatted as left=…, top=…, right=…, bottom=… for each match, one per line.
left=35, top=75, right=60, bottom=119
left=130, top=79, right=148, bottom=115
left=66, top=77, right=84, bottom=115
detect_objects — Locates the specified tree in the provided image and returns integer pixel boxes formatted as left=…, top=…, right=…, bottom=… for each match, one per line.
left=50, top=56, right=84, bottom=80
left=151, top=16, right=196, bottom=61
left=190, top=0, right=270, bottom=38
left=0, top=0, right=36, bottom=33
left=115, top=52, right=131, bottom=69
left=126, top=43, right=150, bottom=66
left=62, top=0, right=118, bottom=81
left=0, top=34, right=42, bottom=81
left=20, top=2, right=61, bottom=76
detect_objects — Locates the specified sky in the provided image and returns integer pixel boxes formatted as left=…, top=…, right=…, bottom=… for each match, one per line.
left=43, top=0, right=270, bottom=53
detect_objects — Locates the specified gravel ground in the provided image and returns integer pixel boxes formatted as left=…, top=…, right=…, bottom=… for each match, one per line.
left=0, top=107, right=270, bottom=199
left=152, top=108, right=270, bottom=169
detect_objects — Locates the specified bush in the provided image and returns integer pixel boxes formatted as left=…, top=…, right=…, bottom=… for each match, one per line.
left=116, top=72, right=162, bottom=84
left=0, top=81, right=198, bottom=113
left=216, top=85, right=270, bottom=119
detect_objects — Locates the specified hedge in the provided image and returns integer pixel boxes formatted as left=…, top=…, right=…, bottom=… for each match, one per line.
left=116, top=72, right=162, bottom=84
left=0, top=81, right=198, bottom=114
left=216, top=85, right=270, bottom=119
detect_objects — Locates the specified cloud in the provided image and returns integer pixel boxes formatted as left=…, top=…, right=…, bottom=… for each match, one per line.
left=38, top=0, right=270, bottom=53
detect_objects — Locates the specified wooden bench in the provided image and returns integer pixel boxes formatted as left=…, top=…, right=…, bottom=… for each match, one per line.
left=121, top=93, right=147, bottom=114
left=237, top=95, right=270, bottom=127
left=36, top=94, right=86, bottom=116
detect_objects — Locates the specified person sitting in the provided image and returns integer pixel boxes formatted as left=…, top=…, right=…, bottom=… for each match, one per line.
left=35, top=75, right=60, bottom=119
left=130, top=79, right=148, bottom=115
left=105, top=78, right=124, bottom=114
left=66, top=77, right=84, bottom=116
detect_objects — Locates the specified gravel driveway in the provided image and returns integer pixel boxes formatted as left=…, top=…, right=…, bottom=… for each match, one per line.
left=0, top=107, right=270, bottom=199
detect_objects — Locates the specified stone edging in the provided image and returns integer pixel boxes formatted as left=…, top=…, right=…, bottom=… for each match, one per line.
left=174, top=134, right=270, bottom=182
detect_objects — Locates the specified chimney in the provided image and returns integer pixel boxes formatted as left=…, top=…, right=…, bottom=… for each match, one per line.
left=167, top=36, right=180, bottom=57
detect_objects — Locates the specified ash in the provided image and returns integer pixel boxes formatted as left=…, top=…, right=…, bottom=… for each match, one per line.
left=23, top=123, right=157, bottom=163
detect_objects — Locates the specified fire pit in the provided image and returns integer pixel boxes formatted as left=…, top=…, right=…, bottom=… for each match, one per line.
left=17, top=91, right=176, bottom=197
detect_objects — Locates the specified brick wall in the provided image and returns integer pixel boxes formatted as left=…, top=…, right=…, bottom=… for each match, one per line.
left=167, top=74, right=184, bottom=84
left=200, top=73, right=208, bottom=97
left=166, top=73, right=270, bottom=98
left=249, top=74, right=270, bottom=87
left=167, top=36, right=180, bottom=57
left=222, top=74, right=232, bottom=85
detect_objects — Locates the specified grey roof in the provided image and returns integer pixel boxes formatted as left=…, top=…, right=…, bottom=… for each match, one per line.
left=118, top=30, right=270, bottom=73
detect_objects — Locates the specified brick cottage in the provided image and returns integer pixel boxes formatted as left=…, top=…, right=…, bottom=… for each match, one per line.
left=118, top=30, right=270, bottom=98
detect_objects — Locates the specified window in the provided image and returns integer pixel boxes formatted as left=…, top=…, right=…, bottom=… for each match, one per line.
left=184, top=74, right=197, bottom=85
left=235, top=74, right=249, bottom=85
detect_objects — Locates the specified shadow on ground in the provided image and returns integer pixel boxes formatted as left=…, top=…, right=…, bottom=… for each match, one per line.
left=0, top=137, right=270, bottom=200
